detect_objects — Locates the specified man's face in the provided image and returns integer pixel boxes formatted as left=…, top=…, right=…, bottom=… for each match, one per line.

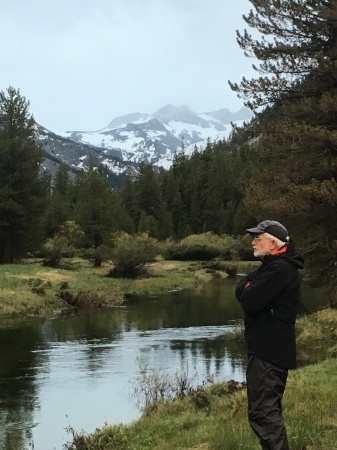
left=251, top=233, right=273, bottom=258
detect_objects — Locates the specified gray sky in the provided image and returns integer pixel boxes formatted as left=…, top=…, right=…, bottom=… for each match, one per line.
left=1, top=0, right=256, bottom=132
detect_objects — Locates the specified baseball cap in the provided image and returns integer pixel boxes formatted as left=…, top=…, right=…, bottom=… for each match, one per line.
left=246, top=220, right=289, bottom=242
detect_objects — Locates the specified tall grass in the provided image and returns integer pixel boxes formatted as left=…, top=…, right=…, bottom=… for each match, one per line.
left=64, top=357, right=337, bottom=450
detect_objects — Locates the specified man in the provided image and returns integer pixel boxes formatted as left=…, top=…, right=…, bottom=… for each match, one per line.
left=235, top=220, right=304, bottom=450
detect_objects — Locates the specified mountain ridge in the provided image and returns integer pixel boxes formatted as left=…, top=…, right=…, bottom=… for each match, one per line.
left=37, top=104, right=252, bottom=184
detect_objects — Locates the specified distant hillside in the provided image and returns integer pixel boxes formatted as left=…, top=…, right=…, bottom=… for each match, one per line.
left=36, top=104, right=253, bottom=182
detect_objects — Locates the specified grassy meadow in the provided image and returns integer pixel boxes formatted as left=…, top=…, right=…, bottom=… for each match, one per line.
left=0, top=259, right=122, bottom=317
left=0, top=258, right=254, bottom=318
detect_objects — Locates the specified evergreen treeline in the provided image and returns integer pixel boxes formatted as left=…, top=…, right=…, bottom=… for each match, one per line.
left=120, top=143, right=254, bottom=239
left=1, top=0, right=337, bottom=289
left=0, top=87, right=49, bottom=263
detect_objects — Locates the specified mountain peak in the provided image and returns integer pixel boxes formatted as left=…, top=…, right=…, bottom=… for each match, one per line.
left=151, top=104, right=212, bottom=128
left=42, top=104, right=253, bottom=177
left=108, top=112, right=149, bottom=129
left=151, top=104, right=188, bottom=120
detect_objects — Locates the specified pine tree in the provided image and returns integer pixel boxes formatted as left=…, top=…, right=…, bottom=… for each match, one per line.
left=120, top=174, right=138, bottom=228
left=170, top=187, right=188, bottom=238
left=202, top=174, right=226, bottom=235
left=191, top=143, right=214, bottom=233
left=44, top=162, right=73, bottom=237
left=73, top=163, right=119, bottom=249
left=229, top=0, right=337, bottom=110
left=138, top=211, right=159, bottom=236
left=134, top=163, right=165, bottom=236
left=0, top=87, right=48, bottom=263
left=229, top=0, right=337, bottom=288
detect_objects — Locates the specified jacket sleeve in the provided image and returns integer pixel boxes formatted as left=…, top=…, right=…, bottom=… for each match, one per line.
left=235, top=269, right=258, bottom=301
left=235, top=277, right=250, bottom=301
left=238, top=260, right=292, bottom=313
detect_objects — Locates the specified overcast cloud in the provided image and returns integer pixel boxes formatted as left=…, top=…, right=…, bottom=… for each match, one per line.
left=1, top=0, right=256, bottom=132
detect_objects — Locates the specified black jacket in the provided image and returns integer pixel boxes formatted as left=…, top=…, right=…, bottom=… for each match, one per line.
left=235, top=242, right=304, bottom=369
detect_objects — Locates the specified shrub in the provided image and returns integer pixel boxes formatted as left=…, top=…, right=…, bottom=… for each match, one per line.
left=58, top=221, right=85, bottom=248
left=107, top=232, right=159, bottom=278
left=41, top=221, right=85, bottom=267
left=42, top=235, right=74, bottom=267
left=164, top=242, right=221, bottom=261
left=163, top=233, right=239, bottom=261
left=129, top=360, right=211, bottom=411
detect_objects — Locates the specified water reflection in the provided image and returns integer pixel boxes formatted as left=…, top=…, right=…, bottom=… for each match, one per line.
left=0, top=278, right=325, bottom=450
left=0, top=322, right=43, bottom=450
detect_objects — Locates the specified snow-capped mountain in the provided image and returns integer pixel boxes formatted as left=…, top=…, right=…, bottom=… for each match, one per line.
left=59, top=104, right=252, bottom=169
left=37, top=104, right=252, bottom=184
left=37, top=126, right=138, bottom=187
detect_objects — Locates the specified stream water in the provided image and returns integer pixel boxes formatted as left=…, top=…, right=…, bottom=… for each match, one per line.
left=0, top=278, right=323, bottom=450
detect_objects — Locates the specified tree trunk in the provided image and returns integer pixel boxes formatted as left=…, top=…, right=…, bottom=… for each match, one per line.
left=1, top=237, right=14, bottom=264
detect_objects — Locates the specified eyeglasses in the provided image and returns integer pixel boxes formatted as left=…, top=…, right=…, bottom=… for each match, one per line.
left=251, top=236, right=263, bottom=243
left=251, top=235, right=273, bottom=243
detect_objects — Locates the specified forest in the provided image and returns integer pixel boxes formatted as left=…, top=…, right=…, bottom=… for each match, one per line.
left=1, top=0, right=337, bottom=292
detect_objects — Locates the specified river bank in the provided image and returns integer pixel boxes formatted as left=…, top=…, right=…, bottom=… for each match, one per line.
left=1, top=258, right=336, bottom=449
left=63, top=308, right=337, bottom=450
left=0, top=258, right=258, bottom=318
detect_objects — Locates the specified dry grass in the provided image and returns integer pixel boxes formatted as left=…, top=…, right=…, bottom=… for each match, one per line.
left=148, top=261, right=178, bottom=271
left=18, top=270, right=74, bottom=282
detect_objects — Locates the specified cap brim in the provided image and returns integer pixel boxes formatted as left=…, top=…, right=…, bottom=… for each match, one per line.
left=246, top=227, right=263, bottom=234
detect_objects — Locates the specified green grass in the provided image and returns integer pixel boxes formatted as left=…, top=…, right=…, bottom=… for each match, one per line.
left=116, top=260, right=227, bottom=296
left=296, top=308, right=337, bottom=363
left=224, top=260, right=260, bottom=274
left=0, top=258, right=232, bottom=318
left=0, top=259, right=124, bottom=317
left=64, top=358, right=337, bottom=450
left=63, top=309, right=337, bottom=450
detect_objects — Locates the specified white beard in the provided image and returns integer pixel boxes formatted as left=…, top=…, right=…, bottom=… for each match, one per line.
left=254, top=250, right=268, bottom=258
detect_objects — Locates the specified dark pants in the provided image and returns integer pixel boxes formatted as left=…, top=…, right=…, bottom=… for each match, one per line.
left=246, top=355, right=289, bottom=450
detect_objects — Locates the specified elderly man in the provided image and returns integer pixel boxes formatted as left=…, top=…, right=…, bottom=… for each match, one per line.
left=235, top=220, right=304, bottom=450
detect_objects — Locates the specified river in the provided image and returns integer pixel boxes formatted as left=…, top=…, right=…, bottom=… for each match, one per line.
left=0, top=278, right=323, bottom=450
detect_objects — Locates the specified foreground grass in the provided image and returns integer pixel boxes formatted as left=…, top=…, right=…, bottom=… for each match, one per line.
left=64, top=360, right=337, bottom=450
left=0, top=258, right=256, bottom=318
left=65, top=310, right=337, bottom=450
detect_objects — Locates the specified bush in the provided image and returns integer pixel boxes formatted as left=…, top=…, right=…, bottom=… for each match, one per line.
left=164, top=242, right=221, bottom=261
left=107, top=232, right=159, bottom=278
left=41, top=221, right=85, bottom=267
left=58, top=221, right=85, bottom=248
left=129, top=360, right=213, bottom=412
left=42, top=235, right=75, bottom=267
left=163, top=233, right=239, bottom=261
